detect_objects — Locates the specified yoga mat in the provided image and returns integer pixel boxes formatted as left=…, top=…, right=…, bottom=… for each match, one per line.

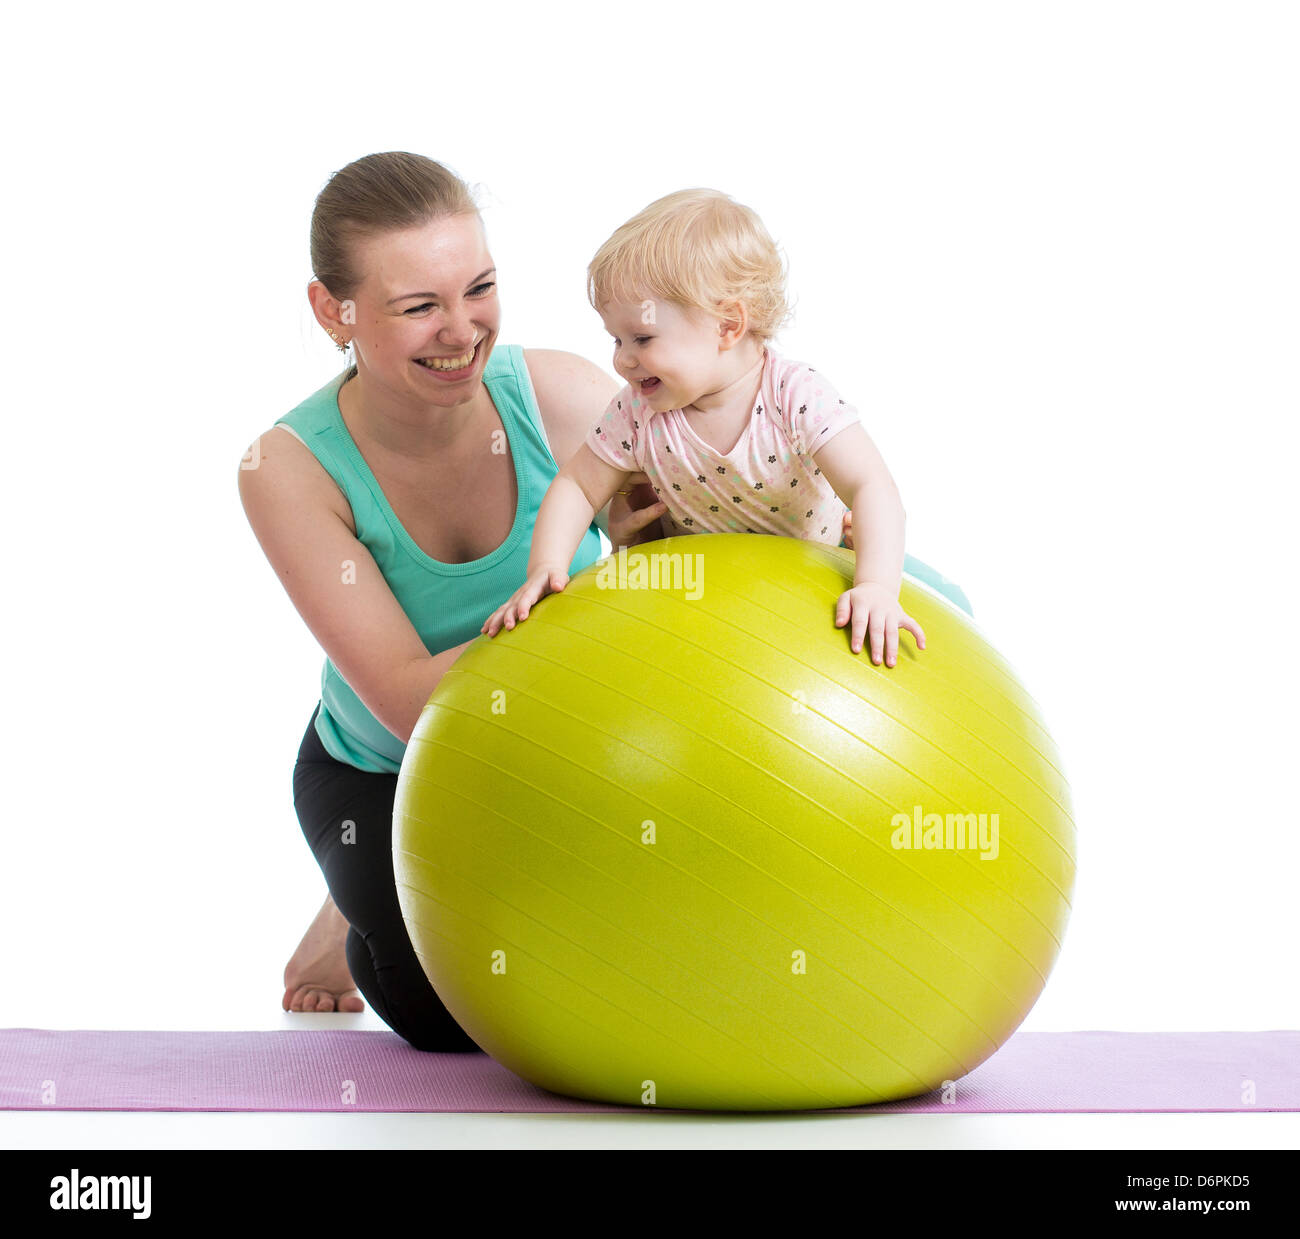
left=1, top=1029, right=1294, bottom=1114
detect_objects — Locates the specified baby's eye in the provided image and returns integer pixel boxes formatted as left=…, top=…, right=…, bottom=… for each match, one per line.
left=634, top=336, right=652, bottom=345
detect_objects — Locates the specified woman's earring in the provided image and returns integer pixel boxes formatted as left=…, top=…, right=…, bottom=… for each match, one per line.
left=326, top=329, right=350, bottom=353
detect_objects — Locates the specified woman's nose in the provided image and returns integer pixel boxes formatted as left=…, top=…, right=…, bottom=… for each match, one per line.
left=441, top=307, right=478, bottom=347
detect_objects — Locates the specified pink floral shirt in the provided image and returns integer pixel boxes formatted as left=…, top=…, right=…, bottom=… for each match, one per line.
left=586, top=348, right=860, bottom=543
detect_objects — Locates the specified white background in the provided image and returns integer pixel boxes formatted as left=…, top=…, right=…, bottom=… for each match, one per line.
left=2, top=0, right=1297, bottom=1060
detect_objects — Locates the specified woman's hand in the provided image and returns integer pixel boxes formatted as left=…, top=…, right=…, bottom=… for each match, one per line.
left=835, top=581, right=926, bottom=666
left=608, top=473, right=667, bottom=549
left=482, top=565, right=570, bottom=637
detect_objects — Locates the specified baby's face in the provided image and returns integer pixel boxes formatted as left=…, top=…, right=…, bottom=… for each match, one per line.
left=599, top=295, right=728, bottom=413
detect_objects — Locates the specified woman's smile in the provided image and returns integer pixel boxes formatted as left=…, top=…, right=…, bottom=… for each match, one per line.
left=413, top=340, right=483, bottom=380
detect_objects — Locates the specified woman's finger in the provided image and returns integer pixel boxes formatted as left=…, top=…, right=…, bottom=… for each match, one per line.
left=629, top=501, right=667, bottom=530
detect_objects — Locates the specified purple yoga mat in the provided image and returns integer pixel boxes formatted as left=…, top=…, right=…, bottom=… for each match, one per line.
left=1, top=1029, right=1295, bottom=1113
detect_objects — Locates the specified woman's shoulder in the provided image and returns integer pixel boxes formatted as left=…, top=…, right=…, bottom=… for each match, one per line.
left=521, top=348, right=623, bottom=464
left=522, top=348, right=620, bottom=406
left=238, top=376, right=353, bottom=535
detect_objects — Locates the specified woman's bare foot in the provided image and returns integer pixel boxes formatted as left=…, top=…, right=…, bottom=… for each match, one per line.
left=283, top=893, right=365, bottom=1013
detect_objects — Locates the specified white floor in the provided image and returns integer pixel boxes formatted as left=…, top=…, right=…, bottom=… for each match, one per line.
left=5, top=1108, right=1298, bottom=1151
left=4, top=1007, right=1297, bottom=1150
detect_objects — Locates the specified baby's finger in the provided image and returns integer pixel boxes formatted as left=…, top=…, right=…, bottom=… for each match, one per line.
left=835, top=590, right=852, bottom=629
left=851, top=605, right=871, bottom=655
left=522, top=573, right=562, bottom=619
left=517, top=590, right=542, bottom=621
left=868, top=611, right=886, bottom=665
left=900, top=613, right=927, bottom=651
left=508, top=588, right=538, bottom=626
left=885, top=619, right=899, bottom=668
left=515, top=579, right=548, bottom=620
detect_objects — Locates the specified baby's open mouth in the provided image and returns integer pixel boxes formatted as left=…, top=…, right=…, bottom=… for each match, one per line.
left=639, top=377, right=661, bottom=393
left=416, top=344, right=478, bottom=372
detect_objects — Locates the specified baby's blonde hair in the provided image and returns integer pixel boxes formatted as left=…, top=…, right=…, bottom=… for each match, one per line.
left=587, top=189, right=791, bottom=344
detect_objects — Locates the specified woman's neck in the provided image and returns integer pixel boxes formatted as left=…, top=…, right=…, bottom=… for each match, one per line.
left=338, top=368, right=493, bottom=462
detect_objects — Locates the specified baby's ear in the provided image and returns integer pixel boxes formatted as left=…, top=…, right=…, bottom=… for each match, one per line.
left=716, top=300, right=749, bottom=347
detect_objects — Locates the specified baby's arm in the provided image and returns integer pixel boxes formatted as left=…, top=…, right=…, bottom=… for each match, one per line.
left=816, top=424, right=905, bottom=591
left=814, top=424, right=925, bottom=665
left=482, top=444, right=631, bottom=636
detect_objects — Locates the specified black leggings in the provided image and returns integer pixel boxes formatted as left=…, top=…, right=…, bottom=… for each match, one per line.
left=292, top=707, right=481, bottom=1053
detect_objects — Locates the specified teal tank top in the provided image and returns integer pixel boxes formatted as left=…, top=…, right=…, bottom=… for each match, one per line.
left=275, top=344, right=604, bottom=773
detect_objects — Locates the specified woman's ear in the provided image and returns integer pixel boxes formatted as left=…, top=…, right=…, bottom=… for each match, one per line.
left=307, top=278, right=351, bottom=337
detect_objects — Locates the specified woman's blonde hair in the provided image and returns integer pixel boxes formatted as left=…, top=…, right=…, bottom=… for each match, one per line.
left=587, top=189, right=791, bottom=343
left=310, top=152, right=481, bottom=379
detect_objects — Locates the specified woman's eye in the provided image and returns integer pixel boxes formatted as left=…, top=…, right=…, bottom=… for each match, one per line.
left=470, top=282, right=496, bottom=297
left=404, top=303, right=434, bottom=315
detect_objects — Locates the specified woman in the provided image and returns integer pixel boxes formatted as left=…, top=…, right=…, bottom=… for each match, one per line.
left=239, top=152, right=666, bottom=1050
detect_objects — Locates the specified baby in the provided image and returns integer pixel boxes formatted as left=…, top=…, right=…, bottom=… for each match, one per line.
left=483, top=189, right=925, bottom=667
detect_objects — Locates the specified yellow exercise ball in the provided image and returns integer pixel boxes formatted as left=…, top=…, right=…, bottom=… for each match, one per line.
left=394, top=534, right=1075, bottom=1111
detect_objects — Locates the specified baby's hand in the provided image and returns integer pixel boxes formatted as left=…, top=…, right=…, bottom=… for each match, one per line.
left=482, top=565, right=570, bottom=637
left=835, top=582, right=926, bottom=666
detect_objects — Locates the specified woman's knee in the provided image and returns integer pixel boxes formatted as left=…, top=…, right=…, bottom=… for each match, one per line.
left=346, top=926, right=480, bottom=1053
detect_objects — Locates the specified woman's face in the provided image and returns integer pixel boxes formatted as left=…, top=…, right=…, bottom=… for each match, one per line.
left=342, top=213, right=500, bottom=409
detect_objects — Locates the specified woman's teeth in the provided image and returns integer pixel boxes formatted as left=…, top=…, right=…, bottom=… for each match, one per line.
left=417, top=346, right=476, bottom=371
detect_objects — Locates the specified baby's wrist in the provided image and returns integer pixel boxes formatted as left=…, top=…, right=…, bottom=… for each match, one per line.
left=852, top=577, right=900, bottom=595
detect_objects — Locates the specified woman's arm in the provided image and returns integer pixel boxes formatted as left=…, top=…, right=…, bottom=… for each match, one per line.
left=238, top=427, right=466, bottom=746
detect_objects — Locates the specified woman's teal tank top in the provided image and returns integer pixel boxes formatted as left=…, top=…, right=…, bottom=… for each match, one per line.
left=275, top=344, right=604, bottom=774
